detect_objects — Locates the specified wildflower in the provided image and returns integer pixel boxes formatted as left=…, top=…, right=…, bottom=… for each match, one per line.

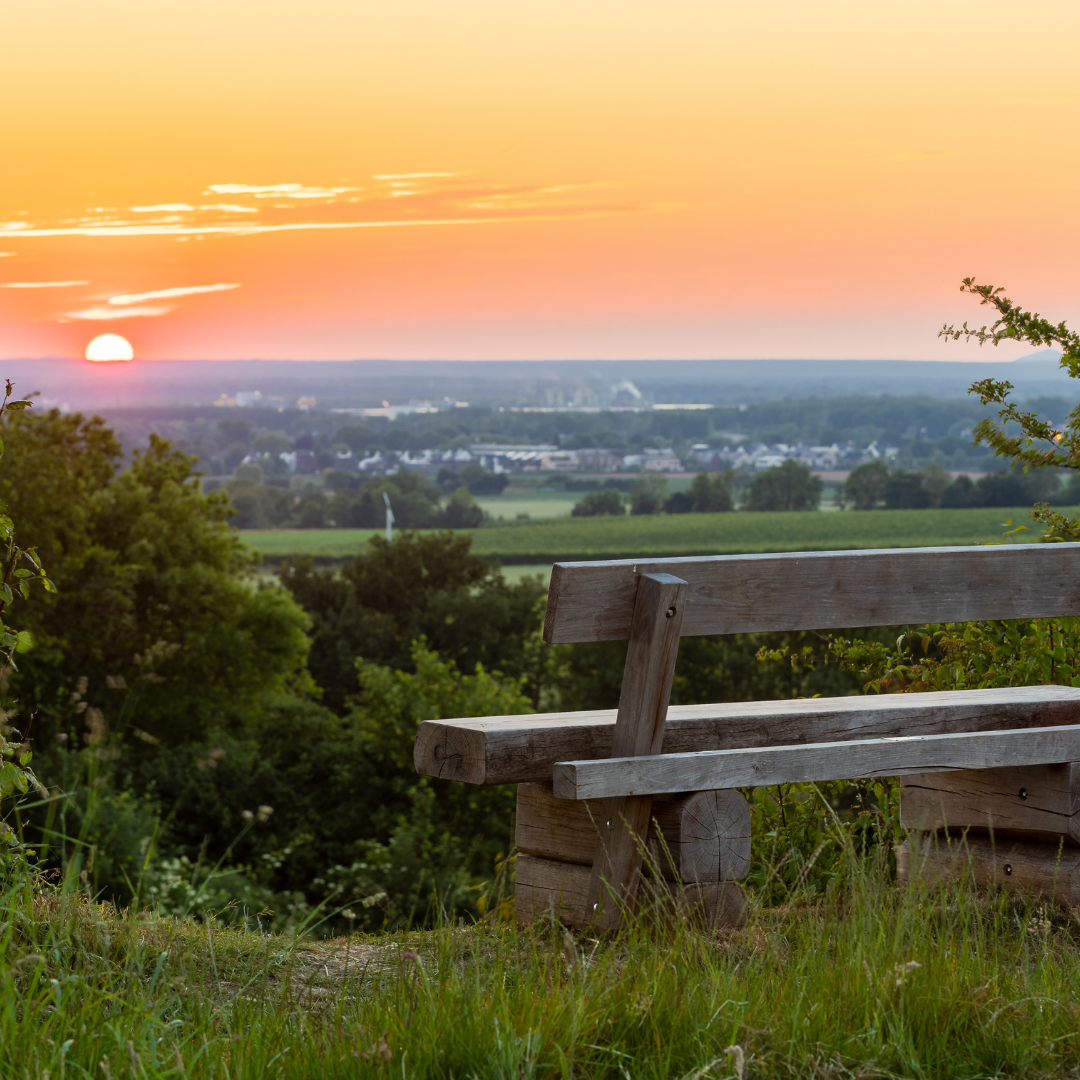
left=894, top=960, right=921, bottom=987
left=358, top=1033, right=392, bottom=1063
left=562, top=930, right=577, bottom=971
left=83, top=708, right=106, bottom=744
left=1028, top=907, right=1052, bottom=937
left=725, top=1045, right=745, bottom=1080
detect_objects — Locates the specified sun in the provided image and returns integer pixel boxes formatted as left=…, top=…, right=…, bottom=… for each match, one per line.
left=85, top=334, right=134, bottom=362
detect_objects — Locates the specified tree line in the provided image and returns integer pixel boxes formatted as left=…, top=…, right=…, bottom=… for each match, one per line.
left=843, top=459, right=1075, bottom=510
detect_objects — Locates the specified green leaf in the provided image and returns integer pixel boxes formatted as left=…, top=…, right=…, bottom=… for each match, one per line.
left=41, top=578, right=56, bottom=594
left=0, top=516, right=13, bottom=540
left=14, top=630, right=34, bottom=653
left=17, top=581, right=28, bottom=600
left=4, top=400, right=32, bottom=411
left=13, top=569, right=32, bottom=579
left=0, top=762, right=16, bottom=800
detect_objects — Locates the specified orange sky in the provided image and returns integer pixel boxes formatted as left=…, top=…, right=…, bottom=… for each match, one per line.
left=2, top=1, right=1079, bottom=360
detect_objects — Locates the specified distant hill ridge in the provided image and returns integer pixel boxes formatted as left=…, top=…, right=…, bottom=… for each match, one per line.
left=0, top=350, right=1073, bottom=411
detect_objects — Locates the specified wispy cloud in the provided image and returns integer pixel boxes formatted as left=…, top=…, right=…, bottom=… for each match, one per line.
left=107, top=283, right=241, bottom=305
left=205, top=183, right=357, bottom=199
left=63, top=305, right=172, bottom=321
left=1, top=280, right=89, bottom=288
left=0, top=174, right=639, bottom=242
left=0, top=253, right=16, bottom=258
left=0, top=216, right=534, bottom=239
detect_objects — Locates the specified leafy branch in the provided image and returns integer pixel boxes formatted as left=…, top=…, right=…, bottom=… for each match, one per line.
left=940, top=279, right=1080, bottom=539
left=0, top=380, right=52, bottom=806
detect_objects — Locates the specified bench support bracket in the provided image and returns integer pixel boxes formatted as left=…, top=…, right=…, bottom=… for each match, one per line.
left=586, top=572, right=687, bottom=929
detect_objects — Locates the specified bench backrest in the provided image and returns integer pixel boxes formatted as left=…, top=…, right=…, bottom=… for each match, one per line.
left=543, top=544, right=1080, bottom=644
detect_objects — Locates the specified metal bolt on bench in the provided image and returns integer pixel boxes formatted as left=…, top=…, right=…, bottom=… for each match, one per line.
left=414, top=544, right=1080, bottom=926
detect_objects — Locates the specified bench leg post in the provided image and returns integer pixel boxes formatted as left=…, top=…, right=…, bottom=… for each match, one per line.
left=586, top=572, right=687, bottom=930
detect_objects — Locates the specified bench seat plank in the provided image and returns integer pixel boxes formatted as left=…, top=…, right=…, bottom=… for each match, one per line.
left=552, top=724, right=1080, bottom=799
left=413, top=685, right=1080, bottom=785
left=543, top=544, right=1080, bottom=643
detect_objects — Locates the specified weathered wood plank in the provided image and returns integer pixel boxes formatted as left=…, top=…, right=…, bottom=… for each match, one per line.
left=901, top=764, right=1080, bottom=845
left=414, top=686, right=1080, bottom=786
left=515, top=853, right=748, bottom=928
left=896, top=834, right=1080, bottom=908
left=587, top=573, right=687, bottom=930
left=515, top=782, right=751, bottom=881
left=552, top=724, right=1080, bottom=800
left=542, top=544, right=1080, bottom=643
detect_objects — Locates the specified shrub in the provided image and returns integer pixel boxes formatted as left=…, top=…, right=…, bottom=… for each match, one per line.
left=139, top=642, right=532, bottom=931
left=662, top=491, right=694, bottom=513
left=459, top=463, right=509, bottom=496
left=940, top=473, right=977, bottom=507
left=687, top=470, right=734, bottom=512
left=441, top=487, right=484, bottom=528
left=743, top=459, right=822, bottom=511
left=883, top=469, right=931, bottom=509
left=571, top=490, right=624, bottom=517
left=280, top=531, right=546, bottom=712
left=629, top=476, right=667, bottom=515
left=844, top=459, right=888, bottom=509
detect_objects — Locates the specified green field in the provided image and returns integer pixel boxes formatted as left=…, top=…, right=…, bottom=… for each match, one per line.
left=240, top=505, right=1041, bottom=563
left=474, top=494, right=578, bottom=519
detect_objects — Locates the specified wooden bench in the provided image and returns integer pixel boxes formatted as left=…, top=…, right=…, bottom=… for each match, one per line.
left=414, top=544, right=1080, bottom=927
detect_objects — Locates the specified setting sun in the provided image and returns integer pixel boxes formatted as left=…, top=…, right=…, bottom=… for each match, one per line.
left=85, top=334, right=133, bottom=362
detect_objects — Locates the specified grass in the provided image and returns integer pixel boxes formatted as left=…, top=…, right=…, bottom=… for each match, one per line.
left=8, top=846, right=1080, bottom=1078
left=498, top=563, right=553, bottom=586
left=240, top=505, right=1042, bottom=563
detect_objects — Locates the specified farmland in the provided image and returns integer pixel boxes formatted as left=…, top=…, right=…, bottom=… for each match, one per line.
left=239, top=504, right=1041, bottom=564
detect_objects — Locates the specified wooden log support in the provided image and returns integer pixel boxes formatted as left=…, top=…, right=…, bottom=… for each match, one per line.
left=414, top=686, right=1080, bottom=786
left=515, top=782, right=751, bottom=882
left=648, top=787, right=751, bottom=882
left=552, top=724, right=1080, bottom=800
left=901, top=764, right=1080, bottom=846
left=515, top=853, right=748, bottom=929
left=896, top=834, right=1080, bottom=908
left=586, top=572, right=687, bottom=930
